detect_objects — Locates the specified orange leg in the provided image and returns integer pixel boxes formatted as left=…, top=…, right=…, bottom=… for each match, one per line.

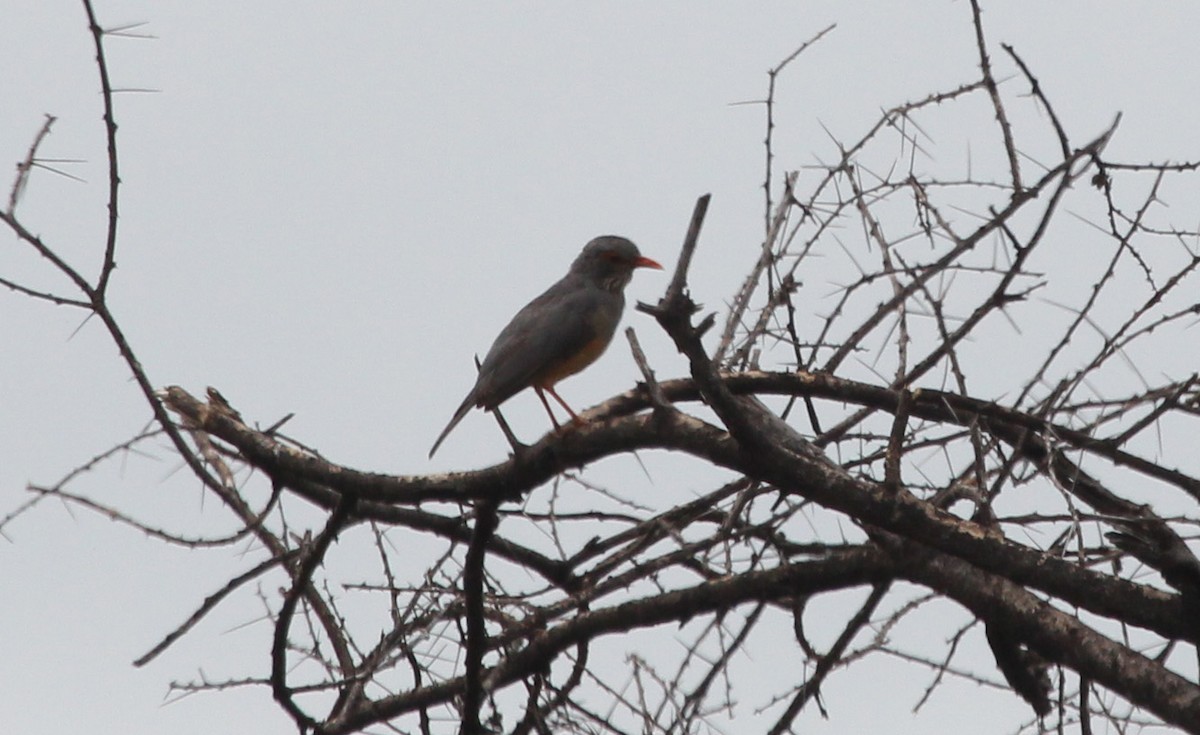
left=544, top=385, right=585, bottom=426
left=533, top=386, right=563, bottom=431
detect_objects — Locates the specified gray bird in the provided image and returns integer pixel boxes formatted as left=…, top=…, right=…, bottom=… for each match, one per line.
left=429, top=236, right=662, bottom=458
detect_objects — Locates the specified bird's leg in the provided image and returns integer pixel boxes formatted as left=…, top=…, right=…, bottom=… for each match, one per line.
left=545, top=385, right=586, bottom=427
left=534, top=386, right=564, bottom=432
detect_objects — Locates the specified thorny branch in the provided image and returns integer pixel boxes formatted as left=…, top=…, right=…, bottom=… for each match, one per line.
left=8, top=3, right=1200, bottom=735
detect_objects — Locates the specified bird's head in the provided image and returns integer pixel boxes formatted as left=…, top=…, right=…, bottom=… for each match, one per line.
left=572, top=235, right=663, bottom=292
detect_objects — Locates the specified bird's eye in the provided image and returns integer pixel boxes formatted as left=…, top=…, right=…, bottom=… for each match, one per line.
left=604, top=252, right=622, bottom=262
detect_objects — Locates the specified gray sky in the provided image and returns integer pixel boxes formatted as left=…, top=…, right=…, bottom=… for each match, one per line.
left=4, top=2, right=1200, bottom=733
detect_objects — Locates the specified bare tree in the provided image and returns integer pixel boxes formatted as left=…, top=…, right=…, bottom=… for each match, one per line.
left=7, top=2, right=1200, bottom=734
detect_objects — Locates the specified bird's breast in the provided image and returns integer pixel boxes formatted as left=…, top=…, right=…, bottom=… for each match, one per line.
left=535, top=332, right=612, bottom=386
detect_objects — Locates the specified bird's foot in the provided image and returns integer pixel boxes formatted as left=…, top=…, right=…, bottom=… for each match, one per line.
left=554, top=416, right=586, bottom=433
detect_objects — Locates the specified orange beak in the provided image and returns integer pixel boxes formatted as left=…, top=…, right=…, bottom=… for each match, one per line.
left=634, top=256, right=663, bottom=270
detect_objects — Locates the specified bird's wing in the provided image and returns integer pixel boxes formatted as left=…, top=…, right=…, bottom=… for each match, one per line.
left=430, top=277, right=585, bottom=457
left=473, top=278, right=620, bottom=409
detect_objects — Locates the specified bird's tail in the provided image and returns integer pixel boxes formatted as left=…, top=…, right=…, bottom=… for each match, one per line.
left=428, top=393, right=476, bottom=458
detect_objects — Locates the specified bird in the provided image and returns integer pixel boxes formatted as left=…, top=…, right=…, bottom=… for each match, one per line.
left=429, top=235, right=663, bottom=458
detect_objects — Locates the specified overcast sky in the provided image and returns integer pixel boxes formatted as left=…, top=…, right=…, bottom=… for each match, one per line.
left=4, top=2, right=1200, bottom=734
